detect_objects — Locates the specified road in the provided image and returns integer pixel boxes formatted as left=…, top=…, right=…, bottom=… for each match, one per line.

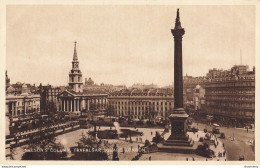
left=191, top=121, right=255, bottom=161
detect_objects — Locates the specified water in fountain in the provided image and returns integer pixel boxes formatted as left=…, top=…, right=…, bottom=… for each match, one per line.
left=113, top=122, right=122, bottom=135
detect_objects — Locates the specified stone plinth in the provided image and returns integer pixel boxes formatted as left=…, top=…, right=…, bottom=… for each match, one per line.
left=158, top=108, right=196, bottom=154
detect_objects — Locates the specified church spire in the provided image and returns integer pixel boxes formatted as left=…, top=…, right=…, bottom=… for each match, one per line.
left=69, top=41, right=83, bottom=93
left=73, top=41, right=78, bottom=61
left=174, top=8, right=182, bottom=30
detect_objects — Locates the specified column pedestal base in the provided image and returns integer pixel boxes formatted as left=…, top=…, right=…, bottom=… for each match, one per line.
left=158, top=108, right=197, bottom=154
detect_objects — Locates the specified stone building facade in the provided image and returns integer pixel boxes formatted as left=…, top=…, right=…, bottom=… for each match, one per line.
left=204, top=65, right=255, bottom=127
left=6, top=83, right=40, bottom=118
left=108, top=89, right=174, bottom=121
left=183, top=74, right=207, bottom=110
left=39, top=85, right=64, bottom=112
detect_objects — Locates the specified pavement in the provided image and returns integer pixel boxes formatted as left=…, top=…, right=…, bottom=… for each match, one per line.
left=139, top=130, right=226, bottom=161
left=190, top=122, right=255, bottom=161
left=9, top=123, right=249, bottom=161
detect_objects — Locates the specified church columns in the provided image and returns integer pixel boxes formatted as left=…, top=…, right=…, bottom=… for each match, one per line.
left=82, top=99, right=85, bottom=111
left=87, top=99, right=90, bottom=111
left=64, top=100, right=66, bottom=111
left=59, top=96, right=108, bottom=113
left=74, top=99, right=76, bottom=111
left=66, top=99, right=68, bottom=111
left=67, top=100, right=69, bottom=111
left=77, top=99, right=79, bottom=112
left=70, top=100, right=72, bottom=112
left=63, top=99, right=65, bottom=111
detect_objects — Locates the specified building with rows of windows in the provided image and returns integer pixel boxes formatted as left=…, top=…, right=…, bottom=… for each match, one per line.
left=108, top=89, right=174, bottom=121
left=6, top=81, right=41, bottom=119
left=203, top=65, right=255, bottom=127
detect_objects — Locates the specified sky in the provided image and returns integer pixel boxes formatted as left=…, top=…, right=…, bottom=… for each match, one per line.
left=6, top=5, right=255, bottom=87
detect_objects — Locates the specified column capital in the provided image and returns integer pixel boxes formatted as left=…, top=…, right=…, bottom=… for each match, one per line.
left=171, top=29, right=185, bottom=38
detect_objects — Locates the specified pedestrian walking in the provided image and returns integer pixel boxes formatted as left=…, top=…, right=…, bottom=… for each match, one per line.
left=136, top=137, right=138, bottom=142
left=223, top=143, right=225, bottom=147
left=149, top=156, right=151, bottom=161
left=122, top=147, right=125, bottom=153
left=151, top=131, right=153, bottom=135
left=186, top=157, right=188, bottom=161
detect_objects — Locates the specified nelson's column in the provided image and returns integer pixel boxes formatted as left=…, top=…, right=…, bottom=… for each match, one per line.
left=158, top=9, right=196, bottom=153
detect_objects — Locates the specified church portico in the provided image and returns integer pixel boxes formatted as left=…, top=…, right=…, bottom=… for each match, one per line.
left=58, top=91, right=108, bottom=114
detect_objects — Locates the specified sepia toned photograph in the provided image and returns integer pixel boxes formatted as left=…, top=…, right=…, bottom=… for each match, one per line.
left=5, top=5, right=255, bottom=161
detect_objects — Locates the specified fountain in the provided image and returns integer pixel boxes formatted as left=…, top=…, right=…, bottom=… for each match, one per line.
left=113, top=122, right=122, bottom=135
left=88, top=122, right=143, bottom=139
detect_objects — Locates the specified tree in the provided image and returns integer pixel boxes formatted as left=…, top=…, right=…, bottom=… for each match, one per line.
left=21, top=131, right=67, bottom=160
left=70, top=133, right=109, bottom=160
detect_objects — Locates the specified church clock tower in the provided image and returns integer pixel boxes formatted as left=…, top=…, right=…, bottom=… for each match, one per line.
left=68, top=41, right=83, bottom=93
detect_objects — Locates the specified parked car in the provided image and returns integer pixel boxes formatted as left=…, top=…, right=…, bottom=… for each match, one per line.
left=196, top=144, right=215, bottom=158
left=213, top=128, right=220, bottom=134
left=199, top=137, right=204, bottom=142
left=191, top=127, right=199, bottom=133
left=239, top=155, right=245, bottom=161
left=220, top=133, right=225, bottom=139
